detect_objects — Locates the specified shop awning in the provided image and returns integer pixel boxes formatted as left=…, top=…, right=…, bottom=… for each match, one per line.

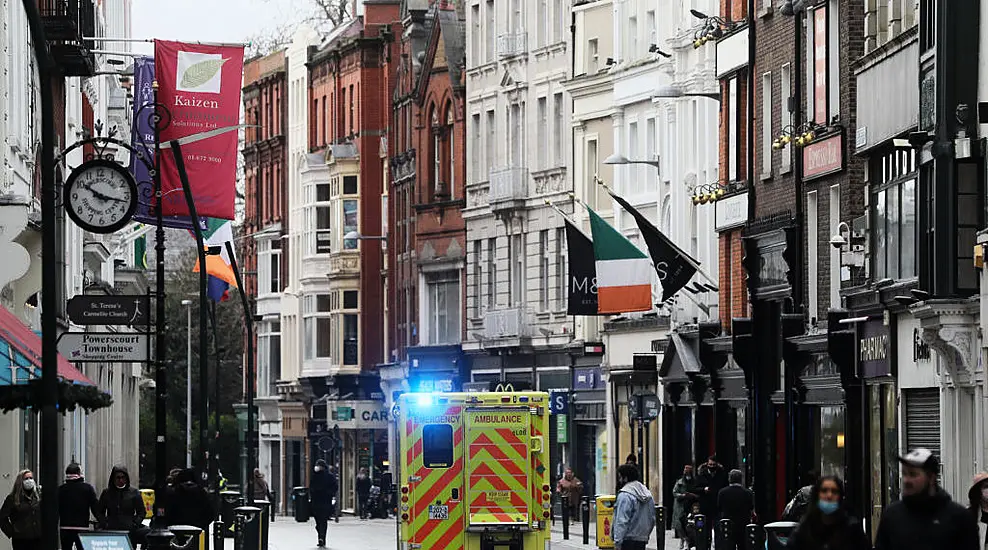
left=0, top=306, right=94, bottom=386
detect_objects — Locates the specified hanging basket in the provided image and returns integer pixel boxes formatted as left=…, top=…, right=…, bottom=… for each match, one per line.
left=0, top=380, right=113, bottom=414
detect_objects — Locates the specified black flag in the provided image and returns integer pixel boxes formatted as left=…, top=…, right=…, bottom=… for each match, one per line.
left=565, top=220, right=601, bottom=316
left=608, top=190, right=699, bottom=300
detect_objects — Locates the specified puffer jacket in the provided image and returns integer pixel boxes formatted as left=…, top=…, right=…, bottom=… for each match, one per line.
left=613, top=480, right=656, bottom=546
left=875, top=487, right=980, bottom=550
left=97, top=465, right=144, bottom=531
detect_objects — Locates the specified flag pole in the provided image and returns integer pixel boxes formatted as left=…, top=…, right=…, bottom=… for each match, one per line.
left=596, top=176, right=720, bottom=288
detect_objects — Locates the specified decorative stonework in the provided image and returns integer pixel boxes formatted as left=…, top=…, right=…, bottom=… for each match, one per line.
left=912, top=299, right=979, bottom=386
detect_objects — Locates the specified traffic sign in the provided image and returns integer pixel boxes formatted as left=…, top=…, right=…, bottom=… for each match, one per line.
left=548, top=390, right=569, bottom=415
left=67, top=295, right=149, bottom=326
left=56, top=332, right=149, bottom=362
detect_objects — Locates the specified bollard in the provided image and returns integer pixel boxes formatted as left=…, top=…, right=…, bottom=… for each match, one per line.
left=687, top=513, right=710, bottom=550
left=764, top=521, right=799, bottom=550
left=169, top=525, right=203, bottom=550
left=745, top=523, right=766, bottom=550
left=581, top=496, right=590, bottom=545
left=562, top=499, right=570, bottom=540
left=655, top=505, right=664, bottom=532
left=717, top=518, right=734, bottom=550
left=213, top=520, right=225, bottom=550
left=233, top=506, right=261, bottom=550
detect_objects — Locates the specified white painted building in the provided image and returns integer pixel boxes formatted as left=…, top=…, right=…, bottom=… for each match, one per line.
left=0, top=0, right=141, bottom=521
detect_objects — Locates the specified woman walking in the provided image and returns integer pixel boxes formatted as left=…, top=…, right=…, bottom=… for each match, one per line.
left=0, top=470, right=42, bottom=550
left=786, top=475, right=871, bottom=550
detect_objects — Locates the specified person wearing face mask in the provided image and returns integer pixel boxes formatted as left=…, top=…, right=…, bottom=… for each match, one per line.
left=967, top=472, right=988, bottom=550
left=309, top=459, right=337, bottom=547
left=97, top=465, right=148, bottom=549
left=785, top=475, right=870, bottom=550
left=874, top=448, right=980, bottom=550
left=0, top=470, right=42, bottom=550
left=672, top=464, right=698, bottom=548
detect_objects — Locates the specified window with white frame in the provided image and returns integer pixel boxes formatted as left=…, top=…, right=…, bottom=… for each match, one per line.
left=472, top=113, right=482, bottom=181
left=628, top=16, right=638, bottom=60
left=486, top=109, right=496, bottom=174
left=761, top=71, right=773, bottom=177
left=473, top=240, right=482, bottom=317
left=628, top=121, right=640, bottom=195
left=553, top=93, right=564, bottom=166
left=555, top=0, right=565, bottom=42
left=486, top=0, right=496, bottom=62
left=585, top=138, right=598, bottom=201
left=342, top=199, right=358, bottom=250
left=510, top=234, right=524, bottom=305
left=729, top=78, right=738, bottom=180
left=258, top=320, right=281, bottom=397
left=425, top=271, right=461, bottom=344
left=780, top=64, right=792, bottom=173
left=487, top=237, right=497, bottom=308
left=471, top=4, right=481, bottom=65
left=303, top=294, right=332, bottom=360
left=538, top=0, right=549, bottom=47
left=341, top=290, right=359, bottom=366
left=647, top=10, right=656, bottom=47
left=258, top=238, right=282, bottom=295
left=587, top=38, right=599, bottom=75
left=309, top=182, right=332, bottom=254
left=447, top=107, right=455, bottom=199
left=555, top=227, right=565, bottom=308
left=538, top=97, right=548, bottom=169
left=646, top=117, right=657, bottom=193
left=539, top=230, right=550, bottom=311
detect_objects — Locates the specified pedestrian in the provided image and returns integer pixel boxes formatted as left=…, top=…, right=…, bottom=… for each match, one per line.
left=164, top=469, right=215, bottom=533
left=626, top=454, right=638, bottom=466
left=717, top=469, right=754, bottom=550
left=356, top=467, right=371, bottom=520
left=556, top=467, right=584, bottom=524
left=785, top=475, right=871, bottom=550
left=97, top=465, right=148, bottom=549
left=695, top=455, right=727, bottom=523
left=58, top=463, right=101, bottom=550
left=0, top=470, right=41, bottom=550
left=613, top=463, right=656, bottom=550
left=672, top=464, right=698, bottom=549
left=251, top=468, right=271, bottom=502
left=782, top=472, right=817, bottom=522
left=310, top=459, right=338, bottom=548
left=875, top=448, right=980, bottom=550
left=967, top=472, right=988, bottom=549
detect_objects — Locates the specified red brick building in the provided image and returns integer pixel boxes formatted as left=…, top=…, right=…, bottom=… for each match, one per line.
left=386, top=0, right=467, bottom=391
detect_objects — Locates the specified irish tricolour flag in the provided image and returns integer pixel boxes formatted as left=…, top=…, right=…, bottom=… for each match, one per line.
left=587, top=206, right=653, bottom=314
left=191, top=219, right=238, bottom=302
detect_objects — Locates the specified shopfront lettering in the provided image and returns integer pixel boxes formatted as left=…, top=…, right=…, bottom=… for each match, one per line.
left=859, top=334, right=888, bottom=362
left=361, top=410, right=390, bottom=422
left=802, top=134, right=843, bottom=180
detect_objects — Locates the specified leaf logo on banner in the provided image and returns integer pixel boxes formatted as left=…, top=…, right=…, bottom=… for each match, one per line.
left=180, top=58, right=228, bottom=90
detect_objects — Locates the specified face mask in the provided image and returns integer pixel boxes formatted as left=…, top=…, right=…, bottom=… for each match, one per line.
left=314, top=466, right=323, bottom=472
left=817, top=500, right=839, bottom=515
left=22, top=479, right=35, bottom=492
left=116, top=481, right=127, bottom=489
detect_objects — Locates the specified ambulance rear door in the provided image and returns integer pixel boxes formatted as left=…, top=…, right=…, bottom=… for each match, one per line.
left=464, top=407, right=532, bottom=528
left=405, top=404, right=465, bottom=549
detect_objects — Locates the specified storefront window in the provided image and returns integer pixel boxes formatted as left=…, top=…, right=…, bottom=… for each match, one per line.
left=819, top=405, right=845, bottom=477
left=870, top=149, right=917, bottom=280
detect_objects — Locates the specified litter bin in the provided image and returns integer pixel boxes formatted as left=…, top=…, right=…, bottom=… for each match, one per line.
left=764, top=521, right=799, bottom=550
left=220, top=491, right=243, bottom=538
left=140, top=489, right=155, bottom=519
left=169, top=525, right=204, bottom=550
left=595, top=495, right=616, bottom=549
left=292, top=487, right=310, bottom=522
left=252, top=499, right=271, bottom=550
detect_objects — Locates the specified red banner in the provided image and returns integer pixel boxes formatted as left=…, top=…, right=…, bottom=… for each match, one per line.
left=154, top=40, right=244, bottom=220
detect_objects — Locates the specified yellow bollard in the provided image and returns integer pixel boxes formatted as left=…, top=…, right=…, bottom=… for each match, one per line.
left=140, top=489, right=155, bottom=520
left=595, top=495, right=616, bottom=549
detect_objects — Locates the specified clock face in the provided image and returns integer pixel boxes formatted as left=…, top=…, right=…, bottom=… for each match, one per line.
left=65, top=159, right=138, bottom=234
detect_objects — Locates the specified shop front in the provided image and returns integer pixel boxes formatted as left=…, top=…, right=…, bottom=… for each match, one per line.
left=326, top=400, right=390, bottom=513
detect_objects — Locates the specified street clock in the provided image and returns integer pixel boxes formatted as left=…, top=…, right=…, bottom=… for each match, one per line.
left=64, top=158, right=138, bottom=234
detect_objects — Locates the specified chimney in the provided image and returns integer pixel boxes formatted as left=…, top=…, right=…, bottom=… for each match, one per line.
left=351, top=0, right=358, bottom=19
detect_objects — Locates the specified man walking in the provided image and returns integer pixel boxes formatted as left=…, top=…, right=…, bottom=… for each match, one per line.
left=556, top=467, right=583, bottom=525
left=717, top=469, right=754, bottom=550
left=310, top=459, right=337, bottom=548
left=58, top=464, right=100, bottom=550
left=613, top=464, right=656, bottom=550
left=695, top=455, right=727, bottom=523
left=875, top=448, right=979, bottom=550
left=356, top=468, right=371, bottom=520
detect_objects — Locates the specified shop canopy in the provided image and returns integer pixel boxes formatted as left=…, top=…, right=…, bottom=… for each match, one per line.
left=0, top=305, right=95, bottom=386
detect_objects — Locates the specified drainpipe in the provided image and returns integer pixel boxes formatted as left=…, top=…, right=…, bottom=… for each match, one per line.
left=746, top=0, right=756, bottom=220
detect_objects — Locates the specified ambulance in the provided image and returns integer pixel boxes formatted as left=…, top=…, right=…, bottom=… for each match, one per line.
left=396, top=388, right=552, bottom=550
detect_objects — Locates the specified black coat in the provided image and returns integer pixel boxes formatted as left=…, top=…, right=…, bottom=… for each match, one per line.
left=164, top=481, right=215, bottom=531
left=716, top=484, right=754, bottom=528
left=874, top=489, right=980, bottom=550
left=58, top=478, right=100, bottom=528
left=97, top=466, right=145, bottom=531
left=786, top=514, right=871, bottom=550
left=695, top=465, right=728, bottom=518
left=356, top=475, right=371, bottom=498
left=310, top=471, right=338, bottom=520
left=0, top=492, right=41, bottom=540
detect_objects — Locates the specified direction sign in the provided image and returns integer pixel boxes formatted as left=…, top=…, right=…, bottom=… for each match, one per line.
left=56, top=332, right=149, bottom=362
left=67, top=295, right=149, bottom=326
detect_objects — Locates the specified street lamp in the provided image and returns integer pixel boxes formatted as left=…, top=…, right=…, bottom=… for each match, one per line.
left=182, top=299, right=193, bottom=468
left=344, top=231, right=387, bottom=243
left=603, top=153, right=661, bottom=169
left=652, top=85, right=721, bottom=102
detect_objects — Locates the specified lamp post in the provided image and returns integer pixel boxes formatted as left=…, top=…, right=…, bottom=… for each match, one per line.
left=182, top=299, right=193, bottom=468
left=652, top=85, right=721, bottom=102
left=603, top=153, right=661, bottom=170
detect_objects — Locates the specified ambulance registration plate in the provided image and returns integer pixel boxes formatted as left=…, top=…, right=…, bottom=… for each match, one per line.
left=428, top=505, right=449, bottom=520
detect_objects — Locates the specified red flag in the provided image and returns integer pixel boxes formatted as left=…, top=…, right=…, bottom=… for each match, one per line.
left=154, top=40, right=244, bottom=220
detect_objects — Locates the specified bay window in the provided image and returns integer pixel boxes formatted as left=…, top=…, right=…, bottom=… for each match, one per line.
left=257, top=238, right=282, bottom=295
left=309, top=182, right=332, bottom=255
left=258, top=321, right=281, bottom=397
left=342, top=199, right=358, bottom=250
left=871, top=149, right=917, bottom=280
left=303, top=294, right=332, bottom=360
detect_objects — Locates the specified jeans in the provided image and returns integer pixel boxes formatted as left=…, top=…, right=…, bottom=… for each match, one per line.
left=357, top=496, right=369, bottom=518
left=618, top=541, right=647, bottom=550
left=315, top=516, right=328, bottom=543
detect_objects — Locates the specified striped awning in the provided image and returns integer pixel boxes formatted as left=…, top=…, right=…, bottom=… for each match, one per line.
left=0, top=305, right=94, bottom=386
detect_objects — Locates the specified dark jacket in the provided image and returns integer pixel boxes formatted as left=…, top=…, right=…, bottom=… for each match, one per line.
left=356, top=474, right=371, bottom=498
left=786, top=513, right=871, bottom=550
left=164, top=476, right=215, bottom=531
left=695, top=465, right=727, bottom=518
left=717, top=484, right=754, bottom=528
left=310, top=469, right=338, bottom=520
left=58, top=477, right=100, bottom=528
left=782, top=485, right=814, bottom=522
left=875, top=488, right=980, bottom=550
left=97, top=465, right=145, bottom=531
left=0, top=491, right=41, bottom=540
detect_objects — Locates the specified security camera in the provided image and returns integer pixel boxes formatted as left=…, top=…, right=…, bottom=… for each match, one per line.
left=829, top=234, right=847, bottom=249
left=907, top=130, right=934, bottom=150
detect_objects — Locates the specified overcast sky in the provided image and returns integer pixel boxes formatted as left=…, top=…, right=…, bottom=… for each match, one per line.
left=131, top=0, right=309, bottom=56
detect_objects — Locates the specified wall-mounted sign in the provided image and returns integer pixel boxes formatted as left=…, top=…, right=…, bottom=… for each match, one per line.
left=714, top=192, right=748, bottom=231
left=330, top=401, right=390, bottom=430
left=715, top=27, right=749, bottom=78
left=548, top=390, right=569, bottom=415
left=802, top=134, right=844, bottom=181
left=859, top=320, right=890, bottom=378
left=813, top=7, right=829, bottom=123
left=67, top=295, right=149, bottom=326
left=573, top=367, right=602, bottom=390
left=56, top=332, right=149, bottom=362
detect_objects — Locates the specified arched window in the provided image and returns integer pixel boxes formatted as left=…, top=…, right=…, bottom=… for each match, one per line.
left=431, top=105, right=442, bottom=198
left=446, top=105, right=455, bottom=199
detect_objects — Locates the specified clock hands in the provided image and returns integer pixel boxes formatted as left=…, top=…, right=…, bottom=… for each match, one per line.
left=88, top=187, right=129, bottom=204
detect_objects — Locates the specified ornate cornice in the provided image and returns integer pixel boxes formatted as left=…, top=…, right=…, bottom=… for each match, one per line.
left=911, top=299, right=979, bottom=386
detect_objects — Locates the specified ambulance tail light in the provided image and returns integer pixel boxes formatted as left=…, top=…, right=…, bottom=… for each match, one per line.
left=542, top=484, right=550, bottom=492
left=401, top=513, right=409, bottom=521
left=401, top=486, right=409, bottom=494
left=542, top=511, right=550, bottom=519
